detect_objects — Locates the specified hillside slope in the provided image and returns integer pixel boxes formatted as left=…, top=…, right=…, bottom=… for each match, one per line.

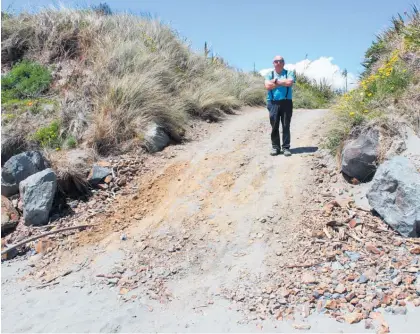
left=325, top=7, right=419, bottom=155
left=1, top=8, right=266, bottom=161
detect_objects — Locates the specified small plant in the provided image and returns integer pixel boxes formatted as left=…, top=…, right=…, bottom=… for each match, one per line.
left=65, top=136, right=77, bottom=149
left=324, top=127, right=347, bottom=155
left=1, top=60, right=52, bottom=102
left=1, top=113, right=17, bottom=124
left=32, top=120, right=61, bottom=149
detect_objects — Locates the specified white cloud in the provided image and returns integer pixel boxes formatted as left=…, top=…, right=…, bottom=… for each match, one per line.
left=259, top=57, right=358, bottom=91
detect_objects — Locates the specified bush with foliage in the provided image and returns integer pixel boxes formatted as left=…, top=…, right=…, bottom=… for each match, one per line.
left=32, top=120, right=61, bottom=149
left=1, top=60, right=52, bottom=102
left=324, top=6, right=419, bottom=155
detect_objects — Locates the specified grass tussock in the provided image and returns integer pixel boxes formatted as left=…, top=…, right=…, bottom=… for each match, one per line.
left=44, top=148, right=96, bottom=198
left=1, top=7, right=266, bottom=158
left=324, top=6, right=420, bottom=155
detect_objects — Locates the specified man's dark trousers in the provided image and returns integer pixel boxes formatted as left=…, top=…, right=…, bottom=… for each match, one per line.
left=267, top=99, right=293, bottom=150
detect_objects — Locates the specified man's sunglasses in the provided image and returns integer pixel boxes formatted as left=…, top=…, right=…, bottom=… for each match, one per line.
left=273, top=60, right=284, bottom=64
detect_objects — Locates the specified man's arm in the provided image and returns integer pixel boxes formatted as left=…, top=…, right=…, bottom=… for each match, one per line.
left=278, top=70, right=295, bottom=87
left=265, top=71, right=295, bottom=90
left=265, top=79, right=276, bottom=90
left=265, top=76, right=294, bottom=89
left=275, top=79, right=293, bottom=87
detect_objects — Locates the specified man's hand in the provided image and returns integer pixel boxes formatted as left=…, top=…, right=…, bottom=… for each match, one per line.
left=264, top=80, right=276, bottom=90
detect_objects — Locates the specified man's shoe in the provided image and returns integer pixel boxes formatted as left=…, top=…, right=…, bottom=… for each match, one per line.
left=270, top=148, right=280, bottom=156
left=283, top=149, right=292, bottom=157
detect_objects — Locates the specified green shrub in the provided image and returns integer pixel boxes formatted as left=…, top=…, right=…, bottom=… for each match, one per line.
left=403, top=22, right=420, bottom=50
left=361, top=52, right=412, bottom=97
left=361, top=39, right=388, bottom=77
left=1, top=60, right=52, bottom=102
left=65, top=136, right=77, bottom=149
left=324, top=127, right=348, bottom=155
left=32, top=120, right=61, bottom=148
left=291, top=72, right=335, bottom=109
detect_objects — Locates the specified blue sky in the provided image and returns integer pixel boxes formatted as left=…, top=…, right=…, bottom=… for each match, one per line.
left=2, top=0, right=417, bottom=87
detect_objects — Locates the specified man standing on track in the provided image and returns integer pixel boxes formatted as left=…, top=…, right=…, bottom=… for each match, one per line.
left=264, top=56, right=295, bottom=156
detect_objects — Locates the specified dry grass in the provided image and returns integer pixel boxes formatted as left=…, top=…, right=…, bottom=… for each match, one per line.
left=44, top=148, right=96, bottom=198
left=1, top=8, right=265, bottom=157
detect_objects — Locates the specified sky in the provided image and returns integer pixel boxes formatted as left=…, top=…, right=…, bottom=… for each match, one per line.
left=2, top=0, right=417, bottom=89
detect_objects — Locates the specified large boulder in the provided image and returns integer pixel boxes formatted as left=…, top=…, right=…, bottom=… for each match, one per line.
left=143, top=123, right=171, bottom=153
left=367, top=156, right=420, bottom=237
left=341, top=128, right=379, bottom=182
left=19, top=168, right=57, bottom=226
left=1, top=151, right=49, bottom=197
left=1, top=196, right=19, bottom=233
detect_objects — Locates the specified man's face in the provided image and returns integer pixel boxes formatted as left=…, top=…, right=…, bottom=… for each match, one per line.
left=273, top=57, right=284, bottom=71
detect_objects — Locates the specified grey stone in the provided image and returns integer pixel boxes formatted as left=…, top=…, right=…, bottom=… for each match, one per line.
left=278, top=298, right=288, bottom=305
left=367, top=156, right=420, bottom=237
left=392, top=276, right=402, bottom=285
left=390, top=269, right=400, bottom=279
left=358, top=275, right=369, bottom=284
left=1, top=151, right=49, bottom=197
left=392, top=306, right=407, bottom=315
left=143, top=122, right=171, bottom=153
left=331, top=262, right=345, bottom=270
left=88, top=165, right=111, bottom=185
left=19, top=169, right=57, bottom=226
left=107, top=278, right=119, bottom=285
left=69, top=200, right=78, bottom=209
left=341, top=128, right=379, bottom=181
left=345, top=251, right=361, bottom=262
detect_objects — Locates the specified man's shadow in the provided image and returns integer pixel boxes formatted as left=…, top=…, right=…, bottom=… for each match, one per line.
left=290, top=146, right=318, bottom=154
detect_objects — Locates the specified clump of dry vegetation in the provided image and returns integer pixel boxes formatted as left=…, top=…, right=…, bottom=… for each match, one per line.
left=1, top=7, right=266, bottom=161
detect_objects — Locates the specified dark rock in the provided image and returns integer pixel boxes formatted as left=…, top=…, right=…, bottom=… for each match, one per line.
left=367, top=156, right=420, bottom=237
left=88, top=165, right=111, bottom=185
left=341, top=128, right=379, bottom=182
left=1, top=195, right=19, bottom=233
left=19, top=169, right=57, bottom=226
left=143, top=122, right=171, bottom=153
left=1, top=151, right=49, bottom=197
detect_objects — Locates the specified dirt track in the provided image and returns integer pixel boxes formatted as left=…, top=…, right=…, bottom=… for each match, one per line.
left=2, top=107, right=418, bottom=332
